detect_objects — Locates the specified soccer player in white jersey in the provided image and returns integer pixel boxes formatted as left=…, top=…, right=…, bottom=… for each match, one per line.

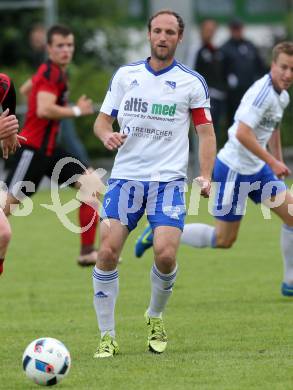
left=91, top=9, right=216, bottom=358
left=136, top=41, right=293, bottom=296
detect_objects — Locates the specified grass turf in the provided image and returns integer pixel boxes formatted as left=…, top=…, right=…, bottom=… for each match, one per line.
left=1, top=188, right=293, bottom=390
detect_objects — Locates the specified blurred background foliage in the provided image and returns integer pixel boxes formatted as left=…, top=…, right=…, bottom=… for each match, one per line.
left=0, top=0, right=138, bottom=158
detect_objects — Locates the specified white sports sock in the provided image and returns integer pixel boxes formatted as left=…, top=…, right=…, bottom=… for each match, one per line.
left=92, top=266, right=119, bottom=338
left=281, top=225, right=293, bottom=285
left=181, top=223, right=216, bottom=248
left=148, top=263, right=178, bottom=318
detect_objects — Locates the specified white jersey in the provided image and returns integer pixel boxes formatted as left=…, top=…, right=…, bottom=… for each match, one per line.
left=218, top=74, right=290, bottom=174
left=100, top=59, right=210, bottom=181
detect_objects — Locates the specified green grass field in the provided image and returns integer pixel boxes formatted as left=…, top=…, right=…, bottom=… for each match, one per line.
left=1, top=188, right=293, bottom=390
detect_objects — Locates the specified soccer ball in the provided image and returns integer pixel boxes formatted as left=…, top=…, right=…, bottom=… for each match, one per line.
left=22, top=337, right=71, bottom=386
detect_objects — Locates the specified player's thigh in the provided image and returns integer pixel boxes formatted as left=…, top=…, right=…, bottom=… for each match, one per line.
left=215, top=219, right=241, bottom=248
left=5, top=148, right=47, bottom=201
left=99, top=218, right=129, bottom=256
left=268, top=190, right=293, bottom=226
left=102, top=179, right=146, bottom=232
left=153, top=225, right=182, bottom=261
left=212, top=158, right=244, bottom=220
left=0, top=209, right=11, bottom=238
left=147, top=179, right=186, bottom=234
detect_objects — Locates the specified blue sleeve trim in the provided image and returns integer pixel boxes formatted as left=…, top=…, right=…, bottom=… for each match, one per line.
left=111, top=109, right=118, bottom=117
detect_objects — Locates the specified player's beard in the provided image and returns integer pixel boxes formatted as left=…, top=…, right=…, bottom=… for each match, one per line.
left=151, top=44, right=177, bottom=62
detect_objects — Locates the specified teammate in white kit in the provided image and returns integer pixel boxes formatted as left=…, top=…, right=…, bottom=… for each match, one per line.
left=136, top=41, right=293, bottom=297
left=91, top=9, right=216, bottom=357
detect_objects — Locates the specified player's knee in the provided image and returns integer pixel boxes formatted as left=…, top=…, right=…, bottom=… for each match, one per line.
left=98, top=246, right=119, bottom=266
left=0, top=225, right=12, bottom=247
left=216, top=234, right=236, bottom=249
left=154, top=247, right=176, bottom=270
left=281, top=214, right=293, bottom=228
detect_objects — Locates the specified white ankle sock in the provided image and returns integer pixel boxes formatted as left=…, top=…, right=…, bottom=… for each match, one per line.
left=281, top=225, right=293, bottom=285
left=92, top=266, right=119, bottom=338
left=181, top=223, right=216, bottom=247
left=148, top=263, right=178, bottom=318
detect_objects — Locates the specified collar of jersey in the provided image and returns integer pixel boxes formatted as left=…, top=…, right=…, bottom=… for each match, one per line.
left=144, top=57, right=177, bottom=76
left=269, top=72, right=282, bottom=95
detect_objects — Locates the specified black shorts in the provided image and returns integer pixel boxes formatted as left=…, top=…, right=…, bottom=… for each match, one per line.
left=5, top=146, right=88, bottom=198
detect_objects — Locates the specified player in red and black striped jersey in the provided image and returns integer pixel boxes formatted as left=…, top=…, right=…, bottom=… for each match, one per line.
left=4, top=25, right=100, bottom=267
left=0, top=73, right=19, bottom=155
left=0, top=73, right=20, bottom=275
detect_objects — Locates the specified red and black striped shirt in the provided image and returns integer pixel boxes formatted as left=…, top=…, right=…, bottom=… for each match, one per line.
left=0, top=73, right=16, bottom=113
left=20, top=60, right=68, bottom=155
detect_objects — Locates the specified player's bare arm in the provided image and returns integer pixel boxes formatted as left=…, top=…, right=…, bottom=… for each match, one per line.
left=268, top=128, right=283, bottom=162
left=195, top=122, right=217, bottom=197
left=37, top=91, right=94, bottom=119
left=236, top=121, right=290, bottom=177
left=19, top=78, right=32, bottom=97
left=94, top=112, right=127, bottom=151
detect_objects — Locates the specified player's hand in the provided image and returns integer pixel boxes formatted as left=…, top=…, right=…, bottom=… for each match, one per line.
left=195, top=176, right=211, bottom=198
left=270, top=159, right=291, bottom=178
left=1, top=134, right=21, bottom=159
left=76, top=95, right=94, bottom=116
left=0, top=109, right=19, bottom=139
left=102, top=132, right=127, bottom=151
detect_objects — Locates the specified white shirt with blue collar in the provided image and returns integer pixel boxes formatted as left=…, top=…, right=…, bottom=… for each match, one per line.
left=218, top=73, right=290, bottom=175
left=100, top=58, right=210, bottom=182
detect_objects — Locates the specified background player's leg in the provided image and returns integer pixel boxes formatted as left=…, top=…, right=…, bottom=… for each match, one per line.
left=180, top=219, right=241, bottom=248
left=136, top=219, right=241, bottom=256
left=74, top=171, right=100, bottom=265
left=77, top=201, right=99, bottom=266
left=267, top=191, right=293, bottom=295
left=213, top=219, right=241, bottom=248
left=181, top=222, right=215, bottom=247
left=48, top=148, right=100, bottom=266
left=0, top=211, right=11, bottom=275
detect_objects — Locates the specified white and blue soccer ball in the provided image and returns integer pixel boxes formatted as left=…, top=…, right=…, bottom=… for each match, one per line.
left=22, top=337, right=71, bottom=386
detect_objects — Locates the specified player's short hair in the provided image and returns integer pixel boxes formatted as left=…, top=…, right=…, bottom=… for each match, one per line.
left=47, top=24, right=73, bottom=44
left=272, top=41, right=293, bottom=62
left=148, top=9, right=185, bottom=36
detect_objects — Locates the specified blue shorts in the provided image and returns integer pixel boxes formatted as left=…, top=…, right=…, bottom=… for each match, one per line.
left=101, top=179, right=186, bottom=231
left=213, top=158, right=287, bottom=222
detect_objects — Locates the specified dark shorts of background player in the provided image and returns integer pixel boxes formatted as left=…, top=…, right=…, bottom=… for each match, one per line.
left=5, top=146, right=88, bottom=199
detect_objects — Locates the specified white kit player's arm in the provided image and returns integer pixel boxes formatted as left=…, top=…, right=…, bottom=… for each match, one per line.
left=236, top=121, right=290, bottom=177
left=195, top=123, right=216, bottom=197
left=94, top=112, right=126, bottom=151
left=191, top=107, right=216, bottom=197
left=268, top=128, right=283, bottom=162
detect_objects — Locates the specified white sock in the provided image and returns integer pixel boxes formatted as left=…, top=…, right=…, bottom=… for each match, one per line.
left=148, top=263, right=178, bottom=318
left=181, top=223, right=216, bottom=248
left=281, top=225, right=293, bottom=285
left=92, top=266, right=119, bottom=338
